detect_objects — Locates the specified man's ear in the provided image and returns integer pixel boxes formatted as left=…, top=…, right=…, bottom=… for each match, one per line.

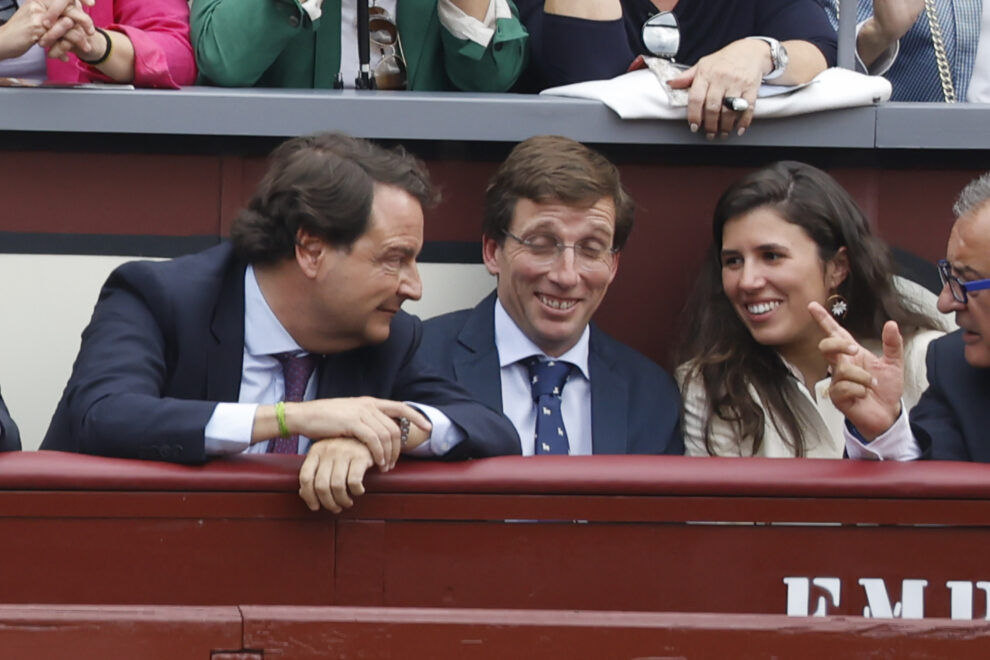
left=827, top=246, right=850, bottom=290
left=295, top=228, right=325, bottom=279
left=482, top=235, right=501, bottom=277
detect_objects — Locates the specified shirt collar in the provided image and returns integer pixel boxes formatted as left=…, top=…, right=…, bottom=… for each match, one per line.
left=493, top=297, right=590, bottom=379
left=244, top=265, right=306, bottom=358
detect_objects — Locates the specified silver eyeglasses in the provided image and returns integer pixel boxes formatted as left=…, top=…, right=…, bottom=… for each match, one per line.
left=503, top=230, right=617, bottom=273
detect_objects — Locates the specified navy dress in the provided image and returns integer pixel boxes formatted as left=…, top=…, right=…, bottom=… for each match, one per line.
left=517, top=0, right=838, bottom=90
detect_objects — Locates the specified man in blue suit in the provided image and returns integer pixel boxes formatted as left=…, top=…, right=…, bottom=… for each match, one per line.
left=815, top=171, right=990, bottom=460
left=418, top=136, right=683, bottom=455
left=43, top=133, right=519, bottom=509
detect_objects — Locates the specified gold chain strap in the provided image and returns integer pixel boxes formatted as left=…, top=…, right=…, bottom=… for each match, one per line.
left=923, top=0, right=957, bottom=103
left=836, top=1, right=957, bottom=103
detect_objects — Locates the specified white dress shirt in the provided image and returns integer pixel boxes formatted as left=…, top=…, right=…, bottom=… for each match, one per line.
left=966, top=1, right=990, bottom=102
left=494, top=299, right=594, bottom=456
left=204, top=265, right=461, bottom=456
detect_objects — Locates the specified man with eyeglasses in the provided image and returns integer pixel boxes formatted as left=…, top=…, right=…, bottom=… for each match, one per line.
left=812, top=171, right=990, bottom=461
left=416, top=136, right=683, bottom=456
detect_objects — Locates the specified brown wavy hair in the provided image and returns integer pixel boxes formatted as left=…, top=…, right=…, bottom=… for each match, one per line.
left=675, top=161, right=938, bottom=456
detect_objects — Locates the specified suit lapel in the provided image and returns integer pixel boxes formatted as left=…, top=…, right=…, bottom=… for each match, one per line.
left=452, top=293, right=503, bottom=412
left=589, top=326, right=629, bottom=454
left=206, top=257, right=248, bottom=402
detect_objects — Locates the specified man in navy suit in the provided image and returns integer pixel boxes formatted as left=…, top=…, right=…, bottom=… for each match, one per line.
left=0, top=390, right=19, bottom=452
left=43, top=133, right=519, bottom=509
left=418, top=136, right=683, bottom=455
left=815, top=171, right=990, bottom=461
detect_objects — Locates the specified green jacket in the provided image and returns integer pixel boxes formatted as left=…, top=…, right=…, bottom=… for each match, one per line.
left=191, top=0, right=527, bottom=91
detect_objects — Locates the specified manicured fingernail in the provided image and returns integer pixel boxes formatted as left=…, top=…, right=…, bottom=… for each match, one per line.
left=690, top=123, right=699, bottom=133
left=737, top=127, right=746, bottom=136
left=872, top=378, right=879, bottom=387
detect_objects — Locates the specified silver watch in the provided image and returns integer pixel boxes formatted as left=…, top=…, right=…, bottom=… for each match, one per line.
left=748, top=36, right=789, bottom=81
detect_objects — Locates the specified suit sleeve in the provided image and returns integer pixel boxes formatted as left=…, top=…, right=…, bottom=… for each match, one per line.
left=191, top=0, right=310, bottom=86
left=438, top=0, right=528, bottom=92
left=393, top=317, right=520, bottom=459
left=0, top=389, right=21, bottom=452
left=912, top=339, right=970, bottom=461
left=43, top=268, right=218, bottom=463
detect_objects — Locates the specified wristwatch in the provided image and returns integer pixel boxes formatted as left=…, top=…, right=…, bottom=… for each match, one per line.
left=748, top=36, right=789, bottom=81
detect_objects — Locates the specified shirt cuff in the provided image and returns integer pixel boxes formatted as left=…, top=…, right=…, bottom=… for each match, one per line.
left=404, top=402, right=466, bottom=457
left=844, top=405, right=921, bottom=461
left=855, top=19, right=899, bottom=75
left=437, top=0, right=510, bottom=48
left=204, top=402, right=259, bottom=455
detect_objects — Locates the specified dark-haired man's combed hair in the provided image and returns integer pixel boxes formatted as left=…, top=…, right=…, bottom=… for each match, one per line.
left=231, top=132, right=436, bottom=264
left=675, top=161, right=940, bottom=457
left=482, top=135, right=635, bottom=250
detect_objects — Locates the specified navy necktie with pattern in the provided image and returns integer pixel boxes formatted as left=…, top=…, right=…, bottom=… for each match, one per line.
left=269, top=352, right=319, bottom=454
left=527, top=357, right=573, bottom=455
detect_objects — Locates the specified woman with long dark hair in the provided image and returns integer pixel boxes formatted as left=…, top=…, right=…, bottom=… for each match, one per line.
left=676, top=161, right=948, bottom=457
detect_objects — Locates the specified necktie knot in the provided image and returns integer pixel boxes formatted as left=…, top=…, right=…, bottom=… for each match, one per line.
left=526, top=357, right=572, bottom=401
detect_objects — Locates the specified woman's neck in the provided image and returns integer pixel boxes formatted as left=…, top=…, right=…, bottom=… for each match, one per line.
left=651, top=0, right=679, bottom=11
left=777, top=343, right=830, bottom=399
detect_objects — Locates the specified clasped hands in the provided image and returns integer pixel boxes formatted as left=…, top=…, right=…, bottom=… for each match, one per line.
left=810, top=302, right=905, bottom=441
left=285, top=397, right=432, bottom=514
left=0, top=0, right=99, bottom=63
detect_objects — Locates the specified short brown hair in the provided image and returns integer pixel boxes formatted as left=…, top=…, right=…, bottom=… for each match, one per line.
left=231, top=132, right=435, bottom=264
left=482, top=136, right=635, bottom=249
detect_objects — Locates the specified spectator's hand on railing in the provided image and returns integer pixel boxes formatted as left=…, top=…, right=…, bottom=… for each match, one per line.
left=810, top=301, right=904, bottom=440
left=667, top=38, right=765, bottom=139
left=37, top=0, right=94, bottom=58
left=298, top=437, right=375, bottom=513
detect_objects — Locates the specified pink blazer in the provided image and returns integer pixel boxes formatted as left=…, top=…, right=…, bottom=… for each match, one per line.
left=46, top=0, right=196, bottom=88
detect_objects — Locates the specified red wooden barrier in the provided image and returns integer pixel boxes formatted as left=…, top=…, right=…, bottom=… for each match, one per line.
left=1, top=451, right=990, bottom=621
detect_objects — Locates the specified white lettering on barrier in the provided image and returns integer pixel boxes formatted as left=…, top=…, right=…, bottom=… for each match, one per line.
left=783, top=577, right=990, bottom=619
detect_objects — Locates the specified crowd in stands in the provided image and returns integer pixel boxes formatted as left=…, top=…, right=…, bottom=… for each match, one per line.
left=1, top=0, right=989, bottom=511
left=1, top=0, right=987, bottom=103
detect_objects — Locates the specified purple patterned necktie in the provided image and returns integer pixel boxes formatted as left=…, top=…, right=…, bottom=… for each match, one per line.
left=527, top=357, right=573, bottom=455
left=268, top=352, right=319, bottom=454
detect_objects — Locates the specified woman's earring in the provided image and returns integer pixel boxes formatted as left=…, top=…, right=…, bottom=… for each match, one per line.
left=826, top=293, right=849, bottom=321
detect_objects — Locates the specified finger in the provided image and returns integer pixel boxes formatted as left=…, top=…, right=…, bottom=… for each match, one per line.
left=881, top=320, right=904, bottom=363
left=718, top=92, right=739, bottom=137
left=736, top=91, right=757, bottom=136
left=832, top=362, right=876, bottom=389
left=827, top=381, right=870, bottom=406
left=46, top=38, right=72, bottom=61
left=666, top=66, right=695, bottom=90
left=41, top=0, right=74, bottom=26
left=59, top=25, right=90, bottom=53
left=685, top=75, right=706, bottom=134
left=818, top=336, right=861, bottom=361
left=808, top=301, right=855, bottom=342
left=63, top=5, right=95, bottom=34
left=297, top=449, right=321, bottom=512
left=372, top=399, right=431, bottom=433
left=38, top=14, right=74, bottom=48
left=325, top=453, right=354, bottom=511
left=345, top=455, right=369, bottom=500
left=702, top=84, right=726, bottom=138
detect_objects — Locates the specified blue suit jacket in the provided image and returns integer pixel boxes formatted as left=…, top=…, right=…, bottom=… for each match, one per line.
left=0, top=389, right=20, bottom=452
left=913, top=330, right=990, bottom=461
left=418, top=292, right=683, bottom=455
left=43, top=244, right=520, bottom=463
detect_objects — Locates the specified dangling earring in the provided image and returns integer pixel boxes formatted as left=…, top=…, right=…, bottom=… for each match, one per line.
left=826, top=293, right=848, bottom=321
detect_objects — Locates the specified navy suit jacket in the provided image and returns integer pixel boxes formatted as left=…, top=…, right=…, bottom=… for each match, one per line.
left=43, top=244, right=520, bottom=463
left=913, top=330, right=990, bottom=461
left=0, top=389, right=20, bottom=452
left=418, top=292, right=683, bottom=455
